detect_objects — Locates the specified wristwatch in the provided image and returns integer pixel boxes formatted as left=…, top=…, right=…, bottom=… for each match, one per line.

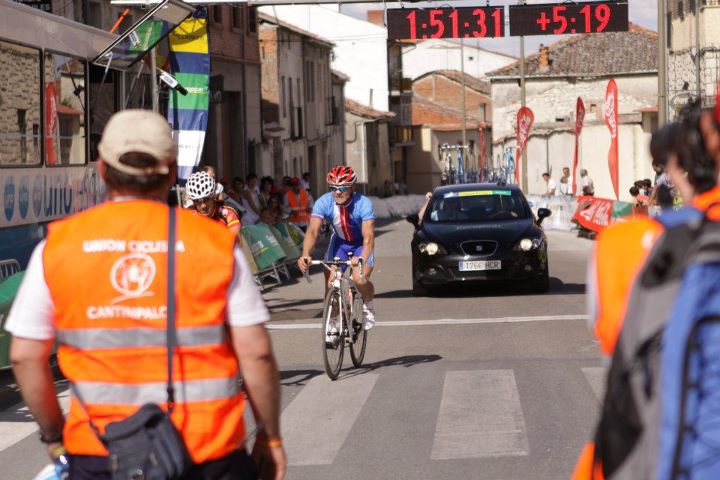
left=39, top=431, right=63, bottom=444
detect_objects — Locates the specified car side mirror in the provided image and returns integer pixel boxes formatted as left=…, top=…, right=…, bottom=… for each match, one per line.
left=537, top=208, right=552, bottom=225
left=406, top=213, right=420, bottom=229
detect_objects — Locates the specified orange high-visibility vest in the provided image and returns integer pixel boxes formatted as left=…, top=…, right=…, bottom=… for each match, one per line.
left=286, top=189, right=310, bottom=224
left=592, top=217, right=663, bottom=355
left=43, top=200, right=245, bottom=463
left=571, top=442, right=605, bottom=480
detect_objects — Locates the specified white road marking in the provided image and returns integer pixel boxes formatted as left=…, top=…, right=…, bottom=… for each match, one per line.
left=431, top=370, right=529, bottom=460
left=0, top=388, right=70, bottom=452
left=582, top=366, right=608, bottom=401
left=281, top=374, right=379, bottom=466
left=267, top=314, right=588, bottom=330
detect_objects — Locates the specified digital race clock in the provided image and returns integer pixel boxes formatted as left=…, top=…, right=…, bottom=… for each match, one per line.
left=387, top=7, right=505, bottom=41
left=509, top=1, right=628, bottom=36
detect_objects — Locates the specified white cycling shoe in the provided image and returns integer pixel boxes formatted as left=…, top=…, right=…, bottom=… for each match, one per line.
left=362, top=303, right=376, bottom=331
left=326, top=319, right=339, bottom=344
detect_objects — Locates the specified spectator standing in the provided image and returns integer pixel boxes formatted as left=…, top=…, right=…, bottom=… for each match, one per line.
left=650, top=162, right=675, bottom=210
left=258, top=176, right=274, bottom=210
left=260, top=195, right=284, bottom=224
left=301, top=172, right=311, bottom=193
left=283, top=177, right=314, bottom=231
left=560, top=167, right=573, bottom=195
left=241, top=173, right=262, bottom=225
left=6, top=110, right=286, bottom=479
left=580, top=169, right=595, bottom=196
left=542, top=172, right=558, bottom=197
left=559, top=176, right=571, bottom=196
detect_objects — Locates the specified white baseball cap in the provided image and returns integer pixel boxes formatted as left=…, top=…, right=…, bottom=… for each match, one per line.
left=98, top=109, right=176, bottom=176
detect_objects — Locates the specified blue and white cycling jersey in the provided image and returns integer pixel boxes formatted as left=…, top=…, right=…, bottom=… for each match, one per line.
left=311, top=192, right=375, bottom=246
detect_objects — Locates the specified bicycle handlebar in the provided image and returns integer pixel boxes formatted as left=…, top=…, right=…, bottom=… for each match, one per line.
left=301, top=256, right=364, bottom=283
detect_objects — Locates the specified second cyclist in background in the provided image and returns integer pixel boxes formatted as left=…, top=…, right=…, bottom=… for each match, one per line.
left=186, top=170, right=242, bottom=236
left=298, top=166, right=377, bottom=330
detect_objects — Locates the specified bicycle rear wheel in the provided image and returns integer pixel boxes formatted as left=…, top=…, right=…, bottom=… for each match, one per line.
left=322, top=289, right=344, bottom=380
left=349, top=291, right=367, bottom=367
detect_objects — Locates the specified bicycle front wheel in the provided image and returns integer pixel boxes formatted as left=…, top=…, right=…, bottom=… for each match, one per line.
left=349, top=292, right=367, bottom=367
left=322, top=288, right=344, bottom=380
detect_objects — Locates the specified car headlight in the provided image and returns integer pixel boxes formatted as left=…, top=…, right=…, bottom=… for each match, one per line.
left=419, top=242, right=442, bottom=255
left=516, top=238, right=542, bottom=251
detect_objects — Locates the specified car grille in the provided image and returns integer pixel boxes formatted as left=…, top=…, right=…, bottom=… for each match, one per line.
left=460, top=240, right=498, bottom=256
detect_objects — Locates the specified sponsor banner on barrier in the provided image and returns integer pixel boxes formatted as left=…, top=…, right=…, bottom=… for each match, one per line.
left=572, top=196, right=634, bottom=232
left=1, top=166, right=104, bottom=228
left=573, top=196, right=613, bottom=232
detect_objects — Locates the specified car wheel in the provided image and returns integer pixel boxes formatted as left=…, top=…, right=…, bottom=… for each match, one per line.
left=533, top=268, right=550, bottom=293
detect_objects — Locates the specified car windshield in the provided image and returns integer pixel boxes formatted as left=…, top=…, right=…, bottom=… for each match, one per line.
left=427, top=189, right=529, bottom=223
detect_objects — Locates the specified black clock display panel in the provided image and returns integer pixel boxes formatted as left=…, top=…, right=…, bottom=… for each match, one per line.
left=387, top=7, right=505, bottom=41
left=509, top=1, right=628, bottom=37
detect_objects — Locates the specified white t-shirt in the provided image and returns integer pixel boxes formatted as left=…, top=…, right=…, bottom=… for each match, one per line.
left=5, top=242, right=269, bottom=340
left=547, top=179, right=558, bottom=195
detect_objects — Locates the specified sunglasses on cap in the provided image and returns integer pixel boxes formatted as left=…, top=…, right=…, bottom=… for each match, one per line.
left=330, top=185, right=351, bottom=193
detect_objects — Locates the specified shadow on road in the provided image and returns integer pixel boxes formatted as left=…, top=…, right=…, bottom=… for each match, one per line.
left=279, top=354, right=442, bottom=385
left=280, top=369, right=324, bottom=387
left=338, top=354, right=443, bottom=380
left=374, top=278, right=585, bottom=299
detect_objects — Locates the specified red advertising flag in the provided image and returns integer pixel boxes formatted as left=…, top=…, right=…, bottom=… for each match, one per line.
left=515, top=106, right=534, bottom=185
left=572, top=97, right=585, bottom=195
left=604, top=79, right=619, bottom=199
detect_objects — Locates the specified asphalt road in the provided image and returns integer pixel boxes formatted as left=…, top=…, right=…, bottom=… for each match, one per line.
left=0, top=219, right=603, bottom=480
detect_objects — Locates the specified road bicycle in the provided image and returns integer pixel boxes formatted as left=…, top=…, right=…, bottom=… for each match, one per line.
left=304, top=255, right=368, bottom=380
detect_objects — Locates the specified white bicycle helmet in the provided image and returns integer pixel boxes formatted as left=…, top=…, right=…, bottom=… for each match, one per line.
left=186, top=171, right=222, bottom=200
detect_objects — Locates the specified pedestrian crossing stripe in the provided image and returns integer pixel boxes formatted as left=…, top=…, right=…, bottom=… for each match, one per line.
left=0, top=366, right=605, bottom=466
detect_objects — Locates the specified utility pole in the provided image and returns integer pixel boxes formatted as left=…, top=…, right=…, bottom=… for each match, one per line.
left=460, top=38, right=467, bottom=182
left=518, top=0, right=527, bottom=192
left=150, top=48, right=159, bottom=113
left=520, top=35, right=527, bottom=192
left=658, top=0, right=667, bottom=123
left=695, top=1, right=701, bottom=104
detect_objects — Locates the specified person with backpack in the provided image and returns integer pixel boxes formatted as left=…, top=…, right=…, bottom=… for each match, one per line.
left=573, top=99, right=720, bottom=480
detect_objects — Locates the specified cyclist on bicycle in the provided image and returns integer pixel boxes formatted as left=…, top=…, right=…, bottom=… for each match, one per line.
left=186, top=171, right=242, bottom=236
left=298, top=166, right=376, bottom=330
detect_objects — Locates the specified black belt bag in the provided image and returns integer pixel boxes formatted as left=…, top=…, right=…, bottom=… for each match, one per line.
left=73, top=207, right=192, bottom=480
left=102, top=403, right=192, bottom=480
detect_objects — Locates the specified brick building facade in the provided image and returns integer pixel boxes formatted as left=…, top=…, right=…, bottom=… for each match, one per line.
left=258, top=13, right=339, bottom=194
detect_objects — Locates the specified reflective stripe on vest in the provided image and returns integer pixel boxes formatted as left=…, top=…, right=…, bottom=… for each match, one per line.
left=43, top=201, right=245, bottom=463
left=73, top=376, right=239, bottom=405
left=57, top=325, right=226, bottom=349
left=287, top=190, right=310, bottom=223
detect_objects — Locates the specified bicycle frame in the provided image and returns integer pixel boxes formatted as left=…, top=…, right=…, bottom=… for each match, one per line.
left=304, top=255, right=368, bottom=379
left=308, top=257, right=363, bottom=337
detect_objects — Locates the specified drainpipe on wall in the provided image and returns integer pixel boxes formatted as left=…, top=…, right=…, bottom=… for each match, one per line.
left=346, top=119, right=374, bottom=193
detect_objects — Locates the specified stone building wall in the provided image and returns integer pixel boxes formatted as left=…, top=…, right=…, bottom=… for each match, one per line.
left=0, top=41, right=42, bottom=166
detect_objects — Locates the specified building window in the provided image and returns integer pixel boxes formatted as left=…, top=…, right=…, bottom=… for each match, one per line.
left=248, top=8, right=258, bottom=33
left=231, top=6, right=244, bottom=30
left=289, top=81, right=295, bottom=135
left=210, top=6, right=223, bottom=24
left=281, top=77, right=286, bottom=118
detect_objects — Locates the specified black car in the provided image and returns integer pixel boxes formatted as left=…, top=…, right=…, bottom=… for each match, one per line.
left=406, top=184, right=552, bottom=296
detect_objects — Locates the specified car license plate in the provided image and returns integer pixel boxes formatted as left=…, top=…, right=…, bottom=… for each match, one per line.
left=458, top=260, right=501, bottom=271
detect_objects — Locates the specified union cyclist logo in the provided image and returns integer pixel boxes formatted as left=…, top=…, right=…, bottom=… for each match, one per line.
left=110, top=253, right=156, bottom=303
